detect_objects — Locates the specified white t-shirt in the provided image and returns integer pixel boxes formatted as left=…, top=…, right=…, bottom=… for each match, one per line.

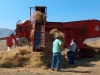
left=69, top=42, right=77, bottom=51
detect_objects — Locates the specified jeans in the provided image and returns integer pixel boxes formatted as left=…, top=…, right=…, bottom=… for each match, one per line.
left=68, top=51, right=75, bottom=64
left=51, top=52, right=61, bottom=70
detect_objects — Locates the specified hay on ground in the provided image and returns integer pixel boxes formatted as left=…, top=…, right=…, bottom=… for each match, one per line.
left=0, top=45, right=68, bottom=69
left=0, top=46, right=31, bottom=68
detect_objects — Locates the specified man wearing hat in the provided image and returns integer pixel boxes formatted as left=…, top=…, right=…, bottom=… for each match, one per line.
left=51, top=35, right=63, bottom=71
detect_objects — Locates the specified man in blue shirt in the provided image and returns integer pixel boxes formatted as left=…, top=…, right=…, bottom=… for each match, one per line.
left=51, top=36, right=63, bottom=71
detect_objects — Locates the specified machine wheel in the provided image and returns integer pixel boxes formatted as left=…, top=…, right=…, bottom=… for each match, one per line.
left=18, top=37, right=28, bottom=46
left=74, top=51, right=82, bottom=60
left=67, top=51, right=82, bottom=60
left=80, top=48, right=94, bottom=58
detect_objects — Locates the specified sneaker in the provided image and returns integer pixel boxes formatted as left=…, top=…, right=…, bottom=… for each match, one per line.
left=56, top=70, right=60, bottom=71
left=51, top=68, right=54, bottom=71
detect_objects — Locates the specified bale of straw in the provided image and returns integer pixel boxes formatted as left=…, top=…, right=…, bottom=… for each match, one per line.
left=50, top=28, right=59, bottom=35
left=50, top=29, right=65, bottom=42
left=31, top=11, right=46, bottom=24
left=86, top=40, right=100, bottom=48
left=54, top=31, right=65, bottom=42
left=86, top=40, right=100, bottom=54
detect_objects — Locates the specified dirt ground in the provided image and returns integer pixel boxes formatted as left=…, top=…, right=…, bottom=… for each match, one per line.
left=0, top=41, right=100, bottom=75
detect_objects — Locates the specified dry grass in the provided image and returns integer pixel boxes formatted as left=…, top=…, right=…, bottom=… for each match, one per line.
left=0, top=46, right=31, bottom=68
left=31, top=11, right=46, bottom=24
left=50, top=28, right=59, bottom=35
left=86, top=40, right=100, bottom=54
left=0, top=45, right=67, bottom=69
left=86, top=40, right=100, bottom=48
left=50, top=29, right=65, bottom=43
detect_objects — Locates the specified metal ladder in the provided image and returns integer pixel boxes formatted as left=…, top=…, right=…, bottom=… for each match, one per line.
left=33, top=20, right=45, bottom=52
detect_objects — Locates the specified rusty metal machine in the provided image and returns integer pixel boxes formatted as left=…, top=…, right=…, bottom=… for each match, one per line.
left=0, top=6, right=100, bottom=60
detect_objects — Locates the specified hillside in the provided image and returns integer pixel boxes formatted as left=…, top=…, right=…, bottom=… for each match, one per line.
left=0, top=28, right=14, bottom=38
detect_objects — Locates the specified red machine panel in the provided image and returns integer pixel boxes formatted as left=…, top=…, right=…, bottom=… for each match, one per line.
left=16, top=20, right=32, bottom=40
left=45, top=20, right=100, bottom=49
left=86, top=20, right=100, bottom=38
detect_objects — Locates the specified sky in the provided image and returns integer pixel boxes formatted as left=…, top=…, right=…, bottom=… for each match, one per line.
left=0, top=0, right=100, bottom=30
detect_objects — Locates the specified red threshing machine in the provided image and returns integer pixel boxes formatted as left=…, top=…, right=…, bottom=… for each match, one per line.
left=0, top=6, right=100, bottom=60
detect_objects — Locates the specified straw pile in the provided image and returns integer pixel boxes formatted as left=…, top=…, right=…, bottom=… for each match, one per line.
left=0, top=46, right=31, bottom=68
left=50, top=28, right=65, bottom=42
left=86, top=40, right=100, bottom=54
left=0, top=45, right=68, bottom=69
left=31, top=11, right=46, bottom=24
left=86, top=40, right=100, bottom=48
left=45, top=29, right=65, bottom=53
left=50, top=28, right=59, bottom=35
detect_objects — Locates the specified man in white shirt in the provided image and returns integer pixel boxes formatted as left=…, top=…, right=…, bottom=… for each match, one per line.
left=68, top=39, right=77, bottom=64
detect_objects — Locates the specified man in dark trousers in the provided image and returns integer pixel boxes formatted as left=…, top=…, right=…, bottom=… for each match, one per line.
left=67, top=39, right=77, bottom=64
left=51, top=36, right=63, bottom=71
